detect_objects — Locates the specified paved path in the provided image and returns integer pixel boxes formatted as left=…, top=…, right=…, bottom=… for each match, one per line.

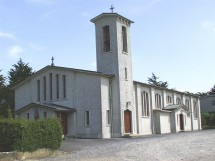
left=40, top=130, right=215, bottom=161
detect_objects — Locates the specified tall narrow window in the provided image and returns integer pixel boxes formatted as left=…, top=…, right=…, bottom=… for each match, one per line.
left=185, top=99, right=190, bottom=109
left=107, top=110, right=110, bottom=125
left=155, top=94, right=161, bottom=109
left=125, top=68, right=128, bottom=80
left=63, top=75, right=66, bottom=98
left=141, top=91, right=149, bottom=116
left=27, top=113, right=30, bottom=120
left=176, top=97, right=181, bottom=104
left=193, top=101, right=198, bottom=118
left=166, top=96, right=172, bottom=104
left=103, top=25, right=110, bottom=52
left=43, top=111, right=47, bottom=118
left=56, top=74, right=59, bottom=99
left=85, top=111, right=90, bottom=126
left=122, top=26, right=128, bottom=52
left=49, top=73, right=53, bottom=100
left=37, top=80, right=40, bottom=101
left=43, top=76, right=46, bottom=101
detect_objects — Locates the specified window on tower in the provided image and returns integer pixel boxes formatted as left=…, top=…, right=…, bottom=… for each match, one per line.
left=122, top=26, right=128, bottom=53
left=103, top=25, right=110, bottom=52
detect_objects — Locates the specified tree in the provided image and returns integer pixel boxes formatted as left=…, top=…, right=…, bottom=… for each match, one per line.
left=8, top=58, right=34, bottom=87
left=0, top=70, right=11, bottom=118
left=209, top=85, right=215, bottom=95
left=4, top=59, right=34, bottom=117
left=148, top=73, right=168, bottom=88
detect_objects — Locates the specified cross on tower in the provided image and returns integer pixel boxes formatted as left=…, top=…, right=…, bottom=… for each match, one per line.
left=110, top=5, right=114, bottom=13
left=51, top=56, right=54, bottom=66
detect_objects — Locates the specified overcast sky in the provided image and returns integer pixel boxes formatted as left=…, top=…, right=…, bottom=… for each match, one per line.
left=0, top=0, right=215, bottom=93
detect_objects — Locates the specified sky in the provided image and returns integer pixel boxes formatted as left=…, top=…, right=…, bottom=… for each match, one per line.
left=0, top=0, right=215, bottom=93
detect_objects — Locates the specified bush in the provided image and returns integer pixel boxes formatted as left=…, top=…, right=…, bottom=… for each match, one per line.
left=0, top=118, right=62, bottom=152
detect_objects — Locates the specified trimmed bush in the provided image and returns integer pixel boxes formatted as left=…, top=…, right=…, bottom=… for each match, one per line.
left=0, top=118, right=62, bottom=152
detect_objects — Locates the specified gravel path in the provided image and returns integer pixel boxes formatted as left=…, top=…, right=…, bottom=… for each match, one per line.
left=39, top=130, right=215, bottom=161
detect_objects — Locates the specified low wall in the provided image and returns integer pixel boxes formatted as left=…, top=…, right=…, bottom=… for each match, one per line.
left=0, top=149, right=61, bottom=161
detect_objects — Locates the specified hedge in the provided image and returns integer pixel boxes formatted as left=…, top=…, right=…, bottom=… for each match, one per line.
left=0, top=118, right=62, bottom=152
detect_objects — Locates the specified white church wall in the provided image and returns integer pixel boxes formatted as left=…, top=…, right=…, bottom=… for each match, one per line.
left=160, top=111, right=171, bottom=134
left=100, top=77, right=111, bottom=138
left=20, top=106, right=56, bottom=120
left=15, top=82, right=31, bottom=110
left=74, top=72, right=103, bottom=138
left=134, top=84, right=152, bottom=135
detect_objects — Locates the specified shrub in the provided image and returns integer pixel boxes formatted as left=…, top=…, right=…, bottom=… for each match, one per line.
left=0, top=118, right=62, bottom=152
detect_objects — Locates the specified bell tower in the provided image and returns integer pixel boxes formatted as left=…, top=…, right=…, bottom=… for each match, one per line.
left=91, top=11, right=134, bottom=137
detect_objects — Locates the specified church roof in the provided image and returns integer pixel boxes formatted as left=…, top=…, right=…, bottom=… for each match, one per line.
left=90, top=13, right=134, bottom=23
left=133, top=80, right=199, bottom=97
left=15, top=102, right=76, bottom=114
left=12, top=65, right=114, bottom=89
left=163, top=104, right=190, bottom=112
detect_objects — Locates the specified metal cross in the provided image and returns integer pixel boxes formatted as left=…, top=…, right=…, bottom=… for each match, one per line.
left=110, top=5, right=114, bottom=13
left=51, top=56, right=54, bottom=66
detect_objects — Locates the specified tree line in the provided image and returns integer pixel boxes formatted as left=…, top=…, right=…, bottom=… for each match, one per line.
left=0, top=59, right=34, bottom=118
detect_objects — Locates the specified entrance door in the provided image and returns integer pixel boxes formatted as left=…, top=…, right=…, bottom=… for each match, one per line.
left=179, top=114, right=184, bottom=131
left=57, top=112, right=68, bottom=135
left=124, top=110, right=132, bottom=133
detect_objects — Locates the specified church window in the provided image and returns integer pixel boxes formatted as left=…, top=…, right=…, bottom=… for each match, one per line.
left=27, top=113, right=30, bottom=120
left=141, top=91, right=149, bottom=117
left=107, top=110, right=110, bottom=125
left=185, top=99, right=190, bottom=109
left=122, top=26, right=128, bottom=53
left=125, top=68, right=128, bottom=80
left=176, top=97, right=181, bottom=104
left=103, top=25, right=110, bottom=52
left=56, top=74, right=59, bottom=99
left=37, top=80, right=40, bottom=101
left=43, top=111, right=47, bottom=118
left=166, top=96, right=172, bottom=104
left=63, top=75, right=66, bottom=98
left=85, top=111, right=90, bottom=126
left=193, top=101, right=198, bottom=118
left=155, top=94, right=161, bottom=109
left=43, top=76, right=46, bottom=101
left=49, top=73, right=53, bottom=100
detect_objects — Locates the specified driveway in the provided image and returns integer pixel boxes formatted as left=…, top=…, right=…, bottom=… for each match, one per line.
left=40, top=130, right=215, bottom=161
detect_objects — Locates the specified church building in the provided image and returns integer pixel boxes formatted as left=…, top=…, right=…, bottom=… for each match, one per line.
left=14, top=11, right=201, bottom=138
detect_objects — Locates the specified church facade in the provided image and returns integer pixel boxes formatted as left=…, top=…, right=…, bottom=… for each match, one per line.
left=14, top=12, right=201, bottom=138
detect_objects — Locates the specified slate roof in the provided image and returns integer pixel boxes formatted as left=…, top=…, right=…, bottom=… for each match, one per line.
left=15, top=102, right=76, bottom=114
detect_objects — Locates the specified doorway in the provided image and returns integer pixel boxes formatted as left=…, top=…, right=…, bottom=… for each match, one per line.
left=179, top=113, right=184, bottom=131
left=124, top=110, right=132, bottom=133
left=57, top=112, right=68, bottom=135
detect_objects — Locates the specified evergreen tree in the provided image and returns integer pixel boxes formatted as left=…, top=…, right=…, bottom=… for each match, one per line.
left=8, top=58, right=34, bottom=87
left=148, top=73, right=168, bottom=88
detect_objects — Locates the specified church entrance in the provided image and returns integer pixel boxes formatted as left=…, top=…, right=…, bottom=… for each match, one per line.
left=124, top=110, right=132, bottom=133
left=57, top=112, right=68, bottom=135
left=179, top=114, right=184, bottom=131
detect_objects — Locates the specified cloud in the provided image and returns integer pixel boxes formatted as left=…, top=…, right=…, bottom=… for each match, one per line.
left=0, top=31, right=17, bottom=40
left=9, top=46, right=23, bottom=58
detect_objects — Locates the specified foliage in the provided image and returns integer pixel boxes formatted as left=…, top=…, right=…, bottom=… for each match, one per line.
left=147, top=73, right=168, bottom=88
left=8, top=58, right=34, bottom=87
left=201, top=112, right=215, bottom=129
left=0, top=118, right=62, bottom=152
left=0, top=59, right=34, bottom=118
